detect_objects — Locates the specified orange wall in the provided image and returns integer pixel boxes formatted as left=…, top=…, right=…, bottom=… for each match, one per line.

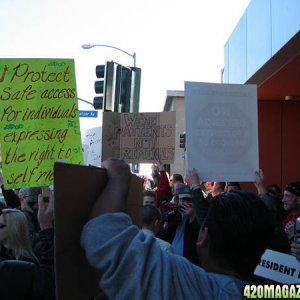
left=242, top=100, right=300, bottom=193
left=282, top=101, right=300, bottom=185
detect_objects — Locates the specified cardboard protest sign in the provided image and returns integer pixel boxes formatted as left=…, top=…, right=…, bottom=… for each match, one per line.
left=0, top=59, right=83, bottom=189
left=255, top=249, right=300, bottom=283
left=185, top=82, right=258, bottom=181
left=81, top=126, right=102, bottom=167
left=54, top=162, right=143, bottom=300
left=102, top=112, right=175, bottom=163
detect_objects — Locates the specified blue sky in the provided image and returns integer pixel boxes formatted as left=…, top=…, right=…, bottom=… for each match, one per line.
left=0, top=0, right=250, bottom=123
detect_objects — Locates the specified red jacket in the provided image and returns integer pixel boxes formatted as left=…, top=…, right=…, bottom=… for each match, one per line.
left=283, top=211, right=300, bottom=225
left=155, top=170, right=172, bottom=207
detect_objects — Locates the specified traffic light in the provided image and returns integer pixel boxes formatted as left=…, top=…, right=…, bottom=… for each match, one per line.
left=93, top=61, right=141, bottom=112
left=115, top=65, right=133, bottom=112
left=131, top=67, right=141, bottom=112
left=114, top=65, right=141, bottom=112
left=179, top=132, right=186, bottom=149
left=93, top=61, right=114, bottom=110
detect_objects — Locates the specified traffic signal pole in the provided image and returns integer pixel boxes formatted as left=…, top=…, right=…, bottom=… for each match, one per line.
left=93, top=61, right=141, bottom=113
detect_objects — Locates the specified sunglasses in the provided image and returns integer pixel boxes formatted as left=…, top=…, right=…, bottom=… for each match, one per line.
left=0, top=224, right=6, bottom=229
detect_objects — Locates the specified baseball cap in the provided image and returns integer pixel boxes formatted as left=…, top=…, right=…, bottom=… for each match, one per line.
left=178, top=186, right=191, bottom=199
left=27, top=187, right=42, bottom=203
left=285, top=182, right=300, bottom=196
left=19, top=188, right=30, bottom=198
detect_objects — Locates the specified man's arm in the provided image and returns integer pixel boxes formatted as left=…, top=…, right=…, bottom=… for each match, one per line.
left=185, top=169, right=210, bottom=226
left=89, top=158, right=131, bottom=219
left=254, top=169, right=267, bottom=195
left=34, top=189, right=55, bottom=266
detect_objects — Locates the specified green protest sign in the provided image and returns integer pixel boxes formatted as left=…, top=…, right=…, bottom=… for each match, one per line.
left=0, top=144, right=2, bottom=171
left=0, top=59, right=83, bottom=189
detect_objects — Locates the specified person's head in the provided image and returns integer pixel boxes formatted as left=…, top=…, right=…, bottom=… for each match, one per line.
left=143, top=190, right=157, bottom=206
left=226, top=182, right=240, bottom=192
left=27, top=187, right=42, bottom=210
left=197, top=190, right=274, bottom=279
left=170, top=173, right=184, bottom=188
left=172, top=182, right=186, bottom=202
left=203, top=182, right=214, bottom=193
left=264, top=184, right=286, bottom=224
left=282, top=182, right=300, bottom=212
left=19, top=188, right=29, bottom=199
left=142, top=205, right=162, bottom=234
left=0, top=208, right=39, bottom=263
left=19, top=188, right=30, bottom=209
left=266, top=184, right=282, bottom=199
left=177, top=185, right=192, bottom=207
left=211, top=182, right=226, bottom=196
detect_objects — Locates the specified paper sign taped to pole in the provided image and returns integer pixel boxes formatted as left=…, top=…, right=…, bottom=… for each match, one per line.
left=185, top=82, right=258, bottom=181
left=102, top=112, right=175, bottom=163
left=81, top=126, right=102, bottom=167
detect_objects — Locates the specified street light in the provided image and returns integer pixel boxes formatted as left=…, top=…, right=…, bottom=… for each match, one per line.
left=81, top=43, right=136, bottom=67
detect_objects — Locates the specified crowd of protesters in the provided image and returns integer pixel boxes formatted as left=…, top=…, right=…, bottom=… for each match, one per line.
left=81, top=158, right=300, bottom=299
left=140, top=163, right=300, bottom=262
left=1, top=160, right=300, bottom=299
left=0, top=172, right=55, bottom=300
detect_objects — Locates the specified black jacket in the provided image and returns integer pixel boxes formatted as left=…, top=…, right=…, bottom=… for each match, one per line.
left=0, top=260, right=56, bottom=300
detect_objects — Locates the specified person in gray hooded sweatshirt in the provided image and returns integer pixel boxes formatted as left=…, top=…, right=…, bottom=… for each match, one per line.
left=81, top=158, right=274, bottom=300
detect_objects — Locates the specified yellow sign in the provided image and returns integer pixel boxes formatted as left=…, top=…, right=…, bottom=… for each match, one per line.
left=0, top=143, right=2, bottom=172
left=0, top=59, right=83, bottom=189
